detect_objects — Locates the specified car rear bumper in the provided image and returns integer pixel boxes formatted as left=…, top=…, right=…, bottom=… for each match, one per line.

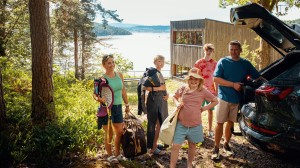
left=240, top=104, right=300, bottom=155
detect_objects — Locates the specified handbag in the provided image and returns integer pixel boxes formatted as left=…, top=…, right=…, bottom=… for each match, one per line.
left=158, top=109, right=180, bottom=145
left=121, top=112, right=147, bottom=158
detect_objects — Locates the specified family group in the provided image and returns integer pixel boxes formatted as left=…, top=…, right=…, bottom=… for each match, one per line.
left=93, top=40, right=261, bottom=167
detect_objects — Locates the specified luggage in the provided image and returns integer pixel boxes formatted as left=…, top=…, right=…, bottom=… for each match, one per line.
left=121, top=113, right=147, bottom=158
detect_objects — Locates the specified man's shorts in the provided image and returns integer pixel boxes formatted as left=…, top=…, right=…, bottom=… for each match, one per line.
left=97, top=104, right=123, bottom=129
left=215, top=99, right=239, bottom=123
left=173, top=122, right=204, bottom=144
left=202, top=100, right=215, bottom=111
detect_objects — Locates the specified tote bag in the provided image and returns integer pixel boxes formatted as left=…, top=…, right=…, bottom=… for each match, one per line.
left=159, top=87, right=187, bottom=145
left=159, top=108, right=180, bottom=145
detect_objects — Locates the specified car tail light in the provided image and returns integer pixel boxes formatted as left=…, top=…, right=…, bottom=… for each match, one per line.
left=245, top=120, right=279, bottom=136
left=255, top=85, right=293, bottom=101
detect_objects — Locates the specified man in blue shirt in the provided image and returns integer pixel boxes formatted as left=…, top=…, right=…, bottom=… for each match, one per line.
left=211, top=40, right=261, bottom=160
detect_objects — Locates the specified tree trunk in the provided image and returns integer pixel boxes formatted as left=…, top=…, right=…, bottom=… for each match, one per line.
left=81, top=33, right=85, bottom=80
left=0, top=0, right=6, bottom=57
left=74, top=28, right=79, bottom=80
left=0, top=68, right=6, bottom=130
left=0, top=0, right=7, bottom=130
left=29, top=0, right=55, bottom=124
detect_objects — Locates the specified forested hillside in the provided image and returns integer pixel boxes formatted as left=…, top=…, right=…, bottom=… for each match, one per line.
left=125, top=25, right=170, bottom=32
left=109, top=23, right=170, bottom=33
left=93, top=23, right=170, bottom=35
left=94, top=22, right=132, bottom=36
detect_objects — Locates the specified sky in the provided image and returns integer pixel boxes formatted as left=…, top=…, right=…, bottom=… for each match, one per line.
left=98, top=0, right=300, bottom=25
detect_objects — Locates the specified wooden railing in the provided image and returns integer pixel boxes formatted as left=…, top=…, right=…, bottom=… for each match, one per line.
left=124, top=70, right=171, bottom=82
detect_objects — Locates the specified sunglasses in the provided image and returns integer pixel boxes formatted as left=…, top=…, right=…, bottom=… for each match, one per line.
left=103, top=54, right=114, bottom=59
left=102, top=54, right=114, bottom=63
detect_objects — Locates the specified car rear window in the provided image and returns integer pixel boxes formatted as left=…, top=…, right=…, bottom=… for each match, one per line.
left=260, top=21, right=296, bottom=52
left=269, top=62, right=300, bottom=86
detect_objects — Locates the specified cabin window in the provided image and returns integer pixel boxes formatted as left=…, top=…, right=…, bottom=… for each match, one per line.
left=174, top=31, right=202, bottom=45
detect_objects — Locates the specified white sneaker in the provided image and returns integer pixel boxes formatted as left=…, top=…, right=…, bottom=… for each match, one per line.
left=107, top=155, right=119, bottom=164
left=207, top=131, right=214, bottom=138
left=116, top=154, right=127, bottom=161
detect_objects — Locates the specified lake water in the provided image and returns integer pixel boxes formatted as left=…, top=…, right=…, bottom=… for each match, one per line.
left=98, top=32, right=171, bottom=77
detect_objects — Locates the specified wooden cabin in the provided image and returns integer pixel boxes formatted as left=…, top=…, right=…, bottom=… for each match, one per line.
left=170, top=19, right=280, bottom=78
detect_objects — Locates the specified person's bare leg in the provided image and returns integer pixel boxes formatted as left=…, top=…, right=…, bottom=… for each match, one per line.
left=187, top=141, right=196, bottom=168
left=151, top=119, right=160, bottom=152
left=103, top=125, right=113, bottom=156
left=208, top=109, right=213, bottom=132
left=224, top=121, right=233, bottom=143
left=170, top=144, right=181, bottom=168
left=214, top=122, right=224, bottom=148
left=113, top=123, right=124, bottom=156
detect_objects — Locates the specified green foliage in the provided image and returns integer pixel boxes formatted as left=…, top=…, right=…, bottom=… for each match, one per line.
left=240, top=40, right=259, bottom=68
left=1, top=63, right=104, bottom=166
left=114, top=54, right=134, bottom=73
left=285, top=18, right=300, bottom=24
left=219, top=0, right=300, bottom=15
left=0, top=0, right=31, bottom=66
left=52, top=0, right=124, bottom=79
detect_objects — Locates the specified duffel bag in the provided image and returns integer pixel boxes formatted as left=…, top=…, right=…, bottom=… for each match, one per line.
left=121, top=113, right=147, bottom=158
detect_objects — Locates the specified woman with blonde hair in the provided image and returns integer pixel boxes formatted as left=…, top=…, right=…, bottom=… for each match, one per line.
left=93, top=54, right=130, bottom=163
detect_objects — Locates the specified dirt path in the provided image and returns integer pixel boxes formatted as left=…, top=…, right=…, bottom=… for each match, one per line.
left=76, top=123, right=300, bottom=168
left=76, top=135, right=300, bottom=168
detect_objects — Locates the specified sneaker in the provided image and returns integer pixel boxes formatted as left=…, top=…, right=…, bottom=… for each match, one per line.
left=211, top=147, right=220, bottom=160
left=116, top=154, right=127, bottom=161
left=107, top=155, right=119, bottom=164
left=223, top=143, right=235, bottom=157
left=207, top=131, right=214, bottom=138
left=157, top=144, right=169, bottom=150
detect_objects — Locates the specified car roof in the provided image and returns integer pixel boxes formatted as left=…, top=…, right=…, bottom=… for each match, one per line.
left=230, top=3, right=300, bottom=57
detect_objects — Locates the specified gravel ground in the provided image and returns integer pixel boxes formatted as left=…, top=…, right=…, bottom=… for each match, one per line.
left=77, top=118, right=300, bottom=168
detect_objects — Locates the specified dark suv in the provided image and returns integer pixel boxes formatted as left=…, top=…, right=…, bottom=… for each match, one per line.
left=230, top=3, right=300, bottom=156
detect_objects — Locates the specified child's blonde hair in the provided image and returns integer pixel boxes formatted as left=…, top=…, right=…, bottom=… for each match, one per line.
left=153, top=55, right=165, bottom=63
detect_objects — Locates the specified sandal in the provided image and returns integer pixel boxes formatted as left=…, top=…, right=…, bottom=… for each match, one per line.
left=152, top=148, right=166, bottom=156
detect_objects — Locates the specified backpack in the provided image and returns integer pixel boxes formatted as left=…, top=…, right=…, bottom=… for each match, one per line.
left=137, top=67, right=162, bottom=115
